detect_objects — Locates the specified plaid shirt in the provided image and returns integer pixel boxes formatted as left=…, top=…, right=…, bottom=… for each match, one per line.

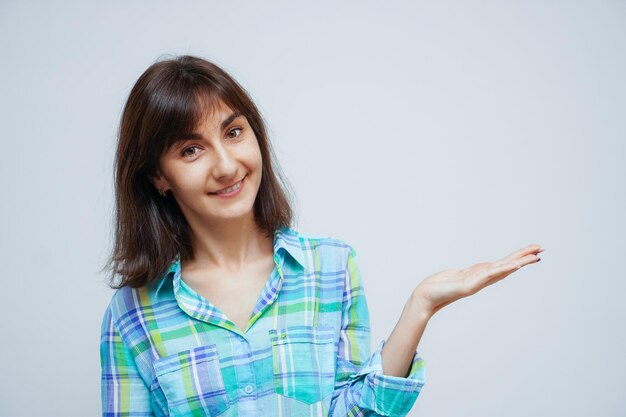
left=100, top=226, right=426, bottom=416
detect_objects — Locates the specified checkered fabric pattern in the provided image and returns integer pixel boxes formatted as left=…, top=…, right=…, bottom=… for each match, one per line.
left=100, top=226, right=426, bottom=416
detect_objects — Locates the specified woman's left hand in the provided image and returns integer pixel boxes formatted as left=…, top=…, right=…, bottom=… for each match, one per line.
left=410, top=244, right=544, bottom=317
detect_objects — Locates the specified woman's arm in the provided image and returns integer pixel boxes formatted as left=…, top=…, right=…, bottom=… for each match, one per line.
left=380, top=244, right=543, bottom=378
left=380, top=299, right=431, bottom=378
left=329, top=245, right=426, bottom=417
left=101, top=304, right=154, bottom=417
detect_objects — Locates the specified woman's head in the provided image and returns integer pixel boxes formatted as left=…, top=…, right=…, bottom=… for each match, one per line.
left=152, top=98, right=262, bottom=232
left=106, top=55, right=294, bottom=289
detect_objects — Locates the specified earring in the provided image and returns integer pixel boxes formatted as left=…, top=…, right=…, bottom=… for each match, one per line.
left=158, top=188, right=168, bottom=197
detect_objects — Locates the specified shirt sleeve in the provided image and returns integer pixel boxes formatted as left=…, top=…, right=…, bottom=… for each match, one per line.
left=100, top=303, right=154, bottom=417
left=329, top=245, right=426, bottom=417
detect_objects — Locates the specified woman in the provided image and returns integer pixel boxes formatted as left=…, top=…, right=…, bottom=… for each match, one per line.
left=100, top=55, right=543, bottom=417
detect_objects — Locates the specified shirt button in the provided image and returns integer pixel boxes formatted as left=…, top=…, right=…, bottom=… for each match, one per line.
left=244, top=384, right=254, bottom=394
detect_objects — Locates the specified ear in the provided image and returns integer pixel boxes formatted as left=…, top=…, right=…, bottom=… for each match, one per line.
left=149, top=170, right=170, bottom=192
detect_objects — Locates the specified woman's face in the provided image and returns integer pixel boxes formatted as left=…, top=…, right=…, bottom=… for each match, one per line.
left=151, top=100, right=262, bottom=229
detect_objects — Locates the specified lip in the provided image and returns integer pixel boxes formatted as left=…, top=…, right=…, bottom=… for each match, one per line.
left=209, top=176, right=245, bottom=197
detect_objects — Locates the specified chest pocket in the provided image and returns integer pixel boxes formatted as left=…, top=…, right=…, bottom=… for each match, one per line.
left=153, top=344, right=231, bottom=417
left=269, top=325, right=336, bottom=404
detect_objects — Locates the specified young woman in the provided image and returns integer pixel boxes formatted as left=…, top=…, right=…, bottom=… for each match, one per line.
left=100, top=55, right=543, bottom=417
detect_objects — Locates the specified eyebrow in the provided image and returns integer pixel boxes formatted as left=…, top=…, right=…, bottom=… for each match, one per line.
left=175, top=111, right=242, bottom=142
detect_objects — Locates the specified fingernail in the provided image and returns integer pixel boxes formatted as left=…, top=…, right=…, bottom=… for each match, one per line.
left=537, top=248, right=545, bottom=253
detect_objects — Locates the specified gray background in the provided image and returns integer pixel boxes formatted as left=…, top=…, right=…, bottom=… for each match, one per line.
left=1, top=0, right=624, bottom=415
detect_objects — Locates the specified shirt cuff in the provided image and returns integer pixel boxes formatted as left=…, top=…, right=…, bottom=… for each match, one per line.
left=349, top=339, right=426, bottom=416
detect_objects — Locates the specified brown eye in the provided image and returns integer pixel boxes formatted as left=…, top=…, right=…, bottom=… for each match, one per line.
left=181, top=146, right=201, bottom=158
left=227, top=127, right=242, bottom=139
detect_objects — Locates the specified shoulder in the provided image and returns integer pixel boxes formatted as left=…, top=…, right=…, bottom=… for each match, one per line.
left=286, top=227, right=356, bottom=266
left=297, top=230, right=353, bottom=251
left=102, top=284, right=149, bottom=326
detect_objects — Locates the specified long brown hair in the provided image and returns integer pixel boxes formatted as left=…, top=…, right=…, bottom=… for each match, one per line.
left=102, top=54, right=296, bottom=289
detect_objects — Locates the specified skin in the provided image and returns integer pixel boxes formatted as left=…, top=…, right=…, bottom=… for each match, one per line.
left=381, top=245, right=544, bottom=377
left=151, top=98, right=545, bottom=377
left=150, top=99, right=275, bottom=315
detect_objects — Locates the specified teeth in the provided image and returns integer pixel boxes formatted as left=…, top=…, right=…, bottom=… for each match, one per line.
left=215, top=180, right=241, bottom=194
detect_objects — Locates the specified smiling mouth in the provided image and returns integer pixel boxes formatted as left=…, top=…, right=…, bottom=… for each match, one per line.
left=209, top=177, right=245, bottom=195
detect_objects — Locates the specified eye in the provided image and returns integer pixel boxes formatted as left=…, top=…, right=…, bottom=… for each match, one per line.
left=181, top=145, right=201, bottom=158
left=227, top=127, right=243, bottom=139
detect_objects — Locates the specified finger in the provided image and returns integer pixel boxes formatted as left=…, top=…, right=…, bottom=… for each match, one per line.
left=494, top=244, right=543, bottom=268
left=475, top=253, right=538, bottom=288
left=462, top=252, right=542, bottom=299
left=512, top=253, right=542, bottom=269
left=497, top=252, right=541, bottom=278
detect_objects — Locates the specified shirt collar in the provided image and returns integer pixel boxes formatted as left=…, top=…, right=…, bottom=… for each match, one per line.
left=153, top=226, right=307, bottom=296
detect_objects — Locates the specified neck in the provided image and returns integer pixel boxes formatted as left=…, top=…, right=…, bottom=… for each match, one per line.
left=186, top=214, right=273, bottom=273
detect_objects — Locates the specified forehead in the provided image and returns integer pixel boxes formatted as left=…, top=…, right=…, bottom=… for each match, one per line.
left=162, top=93, right=245, bottom=153
left=194, top=96, right=238, bottom=130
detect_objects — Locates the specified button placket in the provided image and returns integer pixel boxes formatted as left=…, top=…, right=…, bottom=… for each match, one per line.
left=235, top=333, right=257, bottom=399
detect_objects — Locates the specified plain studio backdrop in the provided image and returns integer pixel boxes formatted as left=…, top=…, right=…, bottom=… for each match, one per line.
left=1, top=1, right=624, bottom=416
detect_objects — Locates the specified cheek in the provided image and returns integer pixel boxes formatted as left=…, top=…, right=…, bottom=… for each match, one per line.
left=246, top=140, right=263, bottom=169
left=170, top=165, right=207, bottom=191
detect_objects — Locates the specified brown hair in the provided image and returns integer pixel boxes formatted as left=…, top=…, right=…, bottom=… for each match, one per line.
left=102, top=54, right=296, bottom=289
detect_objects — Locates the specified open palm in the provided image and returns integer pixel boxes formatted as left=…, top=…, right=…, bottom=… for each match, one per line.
left=412, top=244, right=544, bottom=316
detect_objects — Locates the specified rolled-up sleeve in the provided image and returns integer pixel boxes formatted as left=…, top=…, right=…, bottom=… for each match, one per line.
left=329, top=245, right=426, bottom=417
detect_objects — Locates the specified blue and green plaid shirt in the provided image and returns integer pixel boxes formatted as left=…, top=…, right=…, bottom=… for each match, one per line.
left=100, top=226, right=426, bottom=416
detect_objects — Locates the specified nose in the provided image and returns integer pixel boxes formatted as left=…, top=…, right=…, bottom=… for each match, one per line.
left=210, top=142, right=239, bottom=182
